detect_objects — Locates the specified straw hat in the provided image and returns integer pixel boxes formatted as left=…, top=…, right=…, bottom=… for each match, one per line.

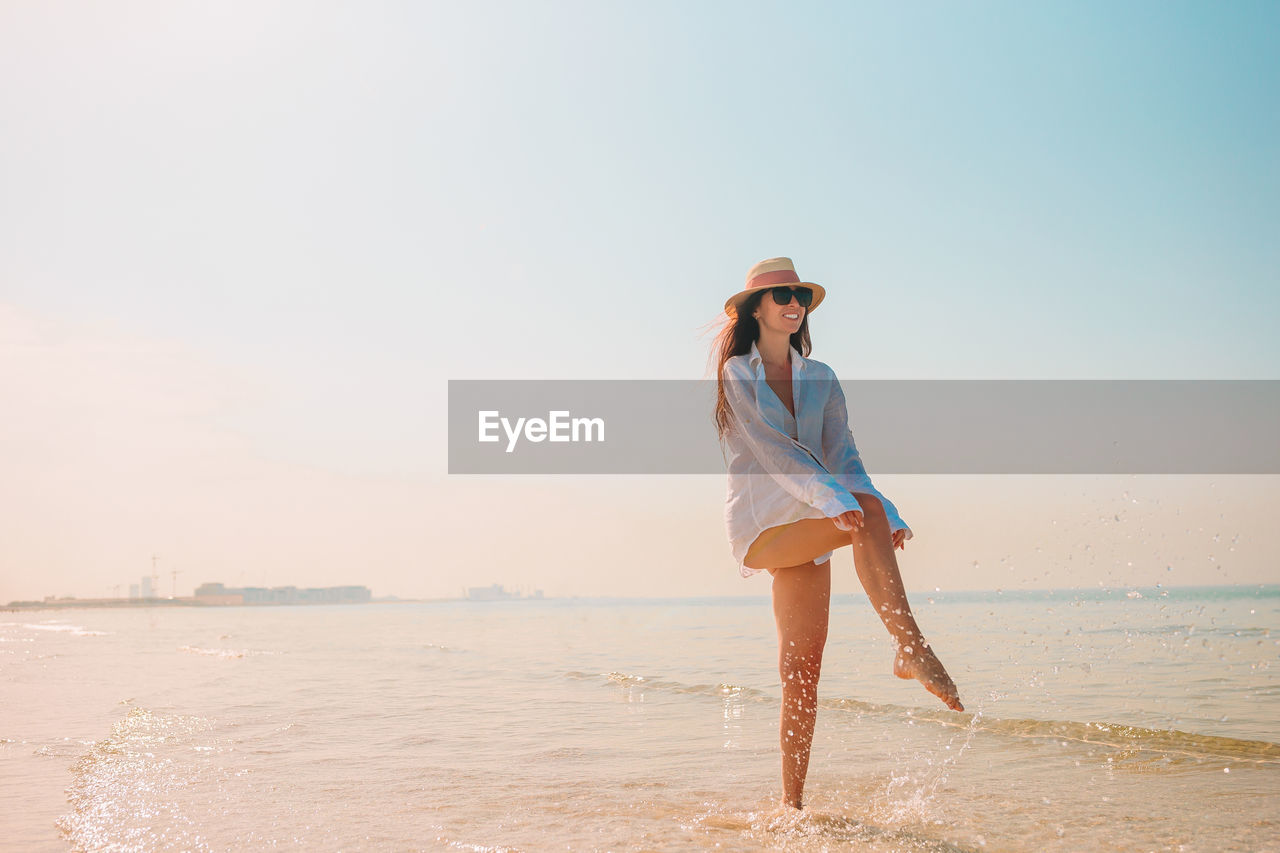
left=724, top=257, right=826, bottom=317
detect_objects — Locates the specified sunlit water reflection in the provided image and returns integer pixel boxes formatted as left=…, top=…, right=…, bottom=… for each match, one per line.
left=0, top=586, right=1275, bottom=851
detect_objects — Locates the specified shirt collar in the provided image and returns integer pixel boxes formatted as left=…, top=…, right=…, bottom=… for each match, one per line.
left=748, top=339, right=807, bottom=374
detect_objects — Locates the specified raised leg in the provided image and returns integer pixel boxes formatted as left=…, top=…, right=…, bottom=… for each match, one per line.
left=848, top=494, right=963, bottom=712
left=767, top=559, right=830, bottom=809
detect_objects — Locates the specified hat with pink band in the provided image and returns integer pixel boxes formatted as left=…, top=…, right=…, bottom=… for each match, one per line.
left=724, top=257, right=826, bottom=317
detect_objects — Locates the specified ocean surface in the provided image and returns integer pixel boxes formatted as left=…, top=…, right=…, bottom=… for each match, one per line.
left=1, top=586, right=1276, bottom=852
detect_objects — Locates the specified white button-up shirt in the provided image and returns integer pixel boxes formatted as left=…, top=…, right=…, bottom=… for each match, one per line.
left=720, top=339, right=913, bottom=578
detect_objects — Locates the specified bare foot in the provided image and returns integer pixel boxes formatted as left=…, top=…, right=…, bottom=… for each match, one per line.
left=893, top=642, right=964, bottom=711
left=761, top=800, right=807, bottom=834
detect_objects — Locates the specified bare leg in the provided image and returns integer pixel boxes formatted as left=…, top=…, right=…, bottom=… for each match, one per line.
left=848, top=494, right=964, bottom=712
left=767, top=559, right=830, bottom=810
left=742, top=499, right=963, bottom=712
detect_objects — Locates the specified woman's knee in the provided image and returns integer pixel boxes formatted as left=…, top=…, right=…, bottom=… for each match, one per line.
left=770, top=559, right=831, bottom=665
left=853, top=492, right=887, bottom=522
left=780, top=643, right=826, bottom=686
left=780, top=626, right=828, bottom=664
left=782, top=636, right=828, bottom=664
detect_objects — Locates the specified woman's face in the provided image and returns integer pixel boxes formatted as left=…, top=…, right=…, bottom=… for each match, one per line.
left=752, top=286, right=808, bottom=335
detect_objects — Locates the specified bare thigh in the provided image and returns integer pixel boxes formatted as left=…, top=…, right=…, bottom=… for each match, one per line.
left=768, top=559, right=831, bottom=654
left=745, top=494, right=889, bottom=571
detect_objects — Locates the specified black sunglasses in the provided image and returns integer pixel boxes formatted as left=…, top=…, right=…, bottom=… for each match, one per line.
left=769, top=286, right=813, bottom=308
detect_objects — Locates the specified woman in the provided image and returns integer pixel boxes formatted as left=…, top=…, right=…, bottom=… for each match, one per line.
left=713, top=257, right=964, bottom=811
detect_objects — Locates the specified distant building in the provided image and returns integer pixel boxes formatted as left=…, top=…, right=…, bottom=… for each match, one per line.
left=193, top=583, right=245, bottom=606
left=193, top=582, right=372, bottom=606
left=140, top=576, right=153, bottom=598
left=465, top=583, right=544, bottom=601
left=128, top=584, right=140, bottom=599
left=466, top=583, right=514, bottom=601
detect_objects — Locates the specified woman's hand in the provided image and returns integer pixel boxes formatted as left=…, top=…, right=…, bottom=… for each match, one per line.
left=831, top=510, right=864, bottom=532
left=833, top=512, right=908, bottom=551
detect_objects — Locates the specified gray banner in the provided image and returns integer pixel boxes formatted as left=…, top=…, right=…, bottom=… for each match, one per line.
left=447, top=380, right=1280, bottom=474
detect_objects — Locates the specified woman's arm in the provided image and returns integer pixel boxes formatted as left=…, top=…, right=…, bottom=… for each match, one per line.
left=722, top=364, right=864, bottom=520
left=819, top=373, right=914, bottom=542
left=820, top=376, right=876, bottom=492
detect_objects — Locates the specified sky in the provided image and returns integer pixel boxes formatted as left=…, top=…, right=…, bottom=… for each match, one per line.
left=1, top=0, right=1277, bottom=603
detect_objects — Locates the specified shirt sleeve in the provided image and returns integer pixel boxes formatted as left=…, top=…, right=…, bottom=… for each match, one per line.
left=722, top=365, right=863, bottom=520
left=820, top=375, right=877, bottom=494
left=820, top=373, right=914, bottom=539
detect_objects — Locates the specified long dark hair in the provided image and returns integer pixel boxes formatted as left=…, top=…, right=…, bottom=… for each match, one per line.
left=710, top=291, right=812, bottom=442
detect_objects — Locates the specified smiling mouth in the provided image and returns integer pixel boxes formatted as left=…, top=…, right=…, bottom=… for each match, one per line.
left=783, top=312, right=800, bottom=320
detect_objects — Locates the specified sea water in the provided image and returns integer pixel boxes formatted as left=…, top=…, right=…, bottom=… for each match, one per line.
left=1, top=586, right=1276, bottom=852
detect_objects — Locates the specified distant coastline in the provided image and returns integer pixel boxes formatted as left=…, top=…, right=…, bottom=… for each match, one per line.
left=8, top=581, right=386, bottom=611
left=4, top=580, right=554, bottom=611
left=1, top=594, right=454, bottom=612
left=6, top=583, right=1272, bottom=613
